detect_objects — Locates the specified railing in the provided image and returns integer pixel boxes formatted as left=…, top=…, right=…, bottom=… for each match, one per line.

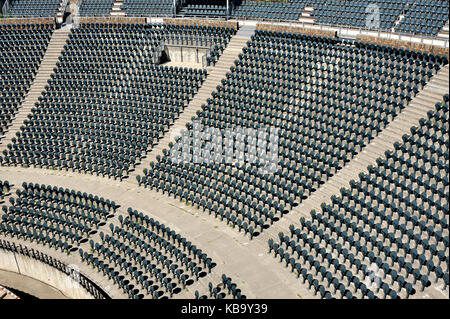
left=259, top=19, right=449, bottom=48
left=0, top=239, right=110, bottom=299
left=2, top=0, right=10, bottom=17
left=318, top=22, right=450, bottom=48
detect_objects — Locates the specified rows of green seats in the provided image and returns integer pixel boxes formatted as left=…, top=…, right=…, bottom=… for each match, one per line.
left=0, top=179, right=242, bottom=299
left=7, top=0, right=61, bottom=17
left=79, top=208, right=243, bottom=299
left=0, top=23, right=54, bottom=140
left=138, top=29, right=447, bottom=239
left=312, top=0, right=407, bottom=30
left=269, top=93, right=449, bottom=298
left=195, top=275, right=243, bottom=299
left=180, top=0, right=228, bottom=18
left=1, top=22, right=208, bottom=179
left=395, top=0, right=449, bottom=36
left=232, top=0, right=448, bottom=37
left=79, top=0, right=115, bottom=16
left=0, top=182, right=117, bottom=253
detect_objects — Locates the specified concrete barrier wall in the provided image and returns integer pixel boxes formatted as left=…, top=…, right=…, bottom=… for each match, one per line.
left=0, top=249, right=94, bottom=299
left=257, top=23, right=337, bottom=38
left=164, top=18, right=238, bottom=30
left=166, top=45, right=208, bottom=65
left=356, top=34, right=449, bottom=57
left=0, top=17, right=55, bottom=25
left=0, top=250, right=19, bottom=273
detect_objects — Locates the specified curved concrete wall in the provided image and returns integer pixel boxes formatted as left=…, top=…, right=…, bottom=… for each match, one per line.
left=0, top=249, right=94, bottom=299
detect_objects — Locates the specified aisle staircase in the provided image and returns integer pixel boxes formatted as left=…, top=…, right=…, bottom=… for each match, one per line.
left=0, top=27, right=71, bottom=153
left=263, top=64, right=450, bottom=237
left=129, top=26, right=256, bottom=182
left=111, top=0, right=125, bottom=16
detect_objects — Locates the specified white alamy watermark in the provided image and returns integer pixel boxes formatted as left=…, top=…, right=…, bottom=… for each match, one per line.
left=365, top=4, right=381, bottom=30
left=65, top=264, right=82, bottom=290
left=364, top=263, right=382, bottom=290
left=71, top=1, right=80, bottom=27
left=169, top=121, right=279, bottom=175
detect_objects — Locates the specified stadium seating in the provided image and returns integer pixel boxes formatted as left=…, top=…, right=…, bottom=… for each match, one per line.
left=269, top=93, right=449, bottom=298
left=78, top=207, right=242, bottom=299
left=233, top=0, right=306, bottom=21
left=0, top=23, right=54, bottom=139
left=179, top=0, right=228, bottom=17
left=231, top=0, right=449, bottom=36
left=1, top=22, right=214, bottom=179
left=0, top=179, right=242, bottom=299
left=7, top=0, right=61, bottom=17
left=79, top=0, right=115, bottom=16
left=139, top=29, right=447, bottom=239
left=121, top=0, right=173, bottom=17
left=0, top=182, right=118, bottom=253
left=312, top=0, right=407, bottom=30
left=395, top=0, right=449, bottom=36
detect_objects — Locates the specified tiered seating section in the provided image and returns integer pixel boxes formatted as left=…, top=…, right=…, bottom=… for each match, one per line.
left=395, top=0, right=449, bottom=36
left=233, top=0, right=448, bottom=37
left=233, top=0, right=307, bottom=21
left=0, top=179, right=241, bottom=299
left=138, top=29, right=447, bottom=239
left=78, top=208, right=243, bottom=299
left=0, top=23, right=54, bottom=140
left=121, top=0, right=173, bottom=16
left=79, top=0, right=115, bottom=16
left=180, top=0, right=228, bottom=17
left=312, top=0, right=407, bottom=30
left=269, top=94, right=449, bottom=298
left=7, top=0, right=61, bottom=17
left=1, top=22, right=216, bottom=179
left=3, top=0, right=449, bottom=38
left=0, top=182, right=117, bottom=253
